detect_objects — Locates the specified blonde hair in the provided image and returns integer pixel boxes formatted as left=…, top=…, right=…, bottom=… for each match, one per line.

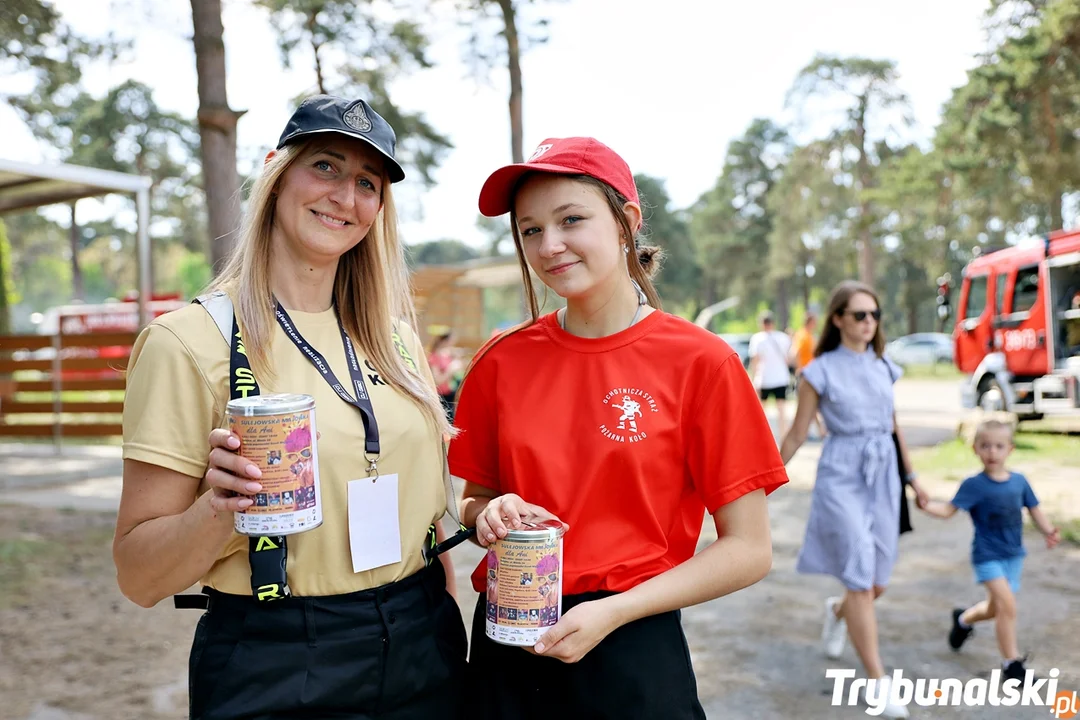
left=211, top=140, right=452, bottom=437
left=974, top=418, right=1014, bottom=444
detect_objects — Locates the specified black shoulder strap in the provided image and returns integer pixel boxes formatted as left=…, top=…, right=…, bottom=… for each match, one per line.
left=195, top=293, right=290, bottom=602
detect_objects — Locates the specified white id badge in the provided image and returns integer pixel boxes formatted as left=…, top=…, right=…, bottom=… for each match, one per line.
left=347, top=473, right=402, bottom=573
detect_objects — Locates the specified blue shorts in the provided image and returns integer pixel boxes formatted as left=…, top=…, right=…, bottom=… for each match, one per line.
left=973, top=556, right=1024, bottom=594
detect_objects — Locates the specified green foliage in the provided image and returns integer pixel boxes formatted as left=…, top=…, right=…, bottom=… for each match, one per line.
left=254, top=0, right=452, bottom=185
left=634, top=174, right=698, bottom=309
left=936, top=0, right=1080, bottom=236
left=0, top=0, right=120, bottom=100
left=456, top=0, right=557, bottom=76
left=21, top=255, right=73, bottom=313
left=476, top=214, right=513, bottom=257
left=689, top=118, right=791, bottom=316
left=912, top=431, right=1080, bottom=482
left=406, top=239, right=481, bottom=267
left=176, top=251, right=213, bottom=300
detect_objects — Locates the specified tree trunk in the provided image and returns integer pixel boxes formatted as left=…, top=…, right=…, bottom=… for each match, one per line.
left=775, top=277, right=790, bottom=331
left=801, top=256, right=811, bottom=311
left=1039, top=80, right=1063, bottom=230
left=190, top=0, right=244, bottom=275
left=496, top=0, right=524, bottom=163
left=69, top=202, right=84, bottom=301
left=307, top=13, right=326, bottom=94
left=855, top=94, right=874, bottom=286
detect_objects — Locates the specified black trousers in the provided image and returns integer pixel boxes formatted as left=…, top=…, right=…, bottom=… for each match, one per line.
left=466, top=592, right=706, bottom=720
left=188, top=562, right=466, bottom=719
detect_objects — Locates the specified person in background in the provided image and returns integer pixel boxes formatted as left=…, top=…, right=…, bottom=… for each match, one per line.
left=790, top=312, right=825, bottom=440
left=428, top=326, right=463, bottom=421
left=919, top=418, right=1059, bottom=682
left=779, top=280, right=929, bottom=720
left=749, top=310, right=792, bottom=439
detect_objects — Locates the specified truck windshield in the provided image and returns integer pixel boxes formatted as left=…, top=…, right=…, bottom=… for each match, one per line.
left=965, top=275, right=988, bottom=319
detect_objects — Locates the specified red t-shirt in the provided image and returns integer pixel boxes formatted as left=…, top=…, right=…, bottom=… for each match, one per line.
left=448, top=311, right=788, bottom=596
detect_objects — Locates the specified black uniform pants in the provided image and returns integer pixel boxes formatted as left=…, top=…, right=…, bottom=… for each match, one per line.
left=466, top=591, right=706, bottom=720
left=188, top=562, right=466, bottom=719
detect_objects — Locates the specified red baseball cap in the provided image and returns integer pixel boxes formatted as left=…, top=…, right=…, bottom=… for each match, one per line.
left=478, top=137, right=639, bottom=217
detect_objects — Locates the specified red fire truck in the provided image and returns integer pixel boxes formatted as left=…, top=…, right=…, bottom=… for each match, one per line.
left=946, top=230, right=1080, bottom=419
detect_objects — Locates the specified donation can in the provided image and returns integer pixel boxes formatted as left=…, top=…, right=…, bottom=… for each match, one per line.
left=226, top=393, right=321, bottom=536
left=485, top=519, right=566, bottom=646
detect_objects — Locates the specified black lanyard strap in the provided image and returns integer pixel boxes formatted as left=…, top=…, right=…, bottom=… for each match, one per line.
left=274, top=303, right=381, bottom=462
left=227, top=312, right=290, bottom=602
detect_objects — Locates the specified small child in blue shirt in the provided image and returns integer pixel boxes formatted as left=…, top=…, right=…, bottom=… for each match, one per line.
left=919, top=419, right=1060, bottom=682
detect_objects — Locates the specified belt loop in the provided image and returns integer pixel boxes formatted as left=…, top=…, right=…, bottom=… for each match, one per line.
left=304, top=599, right=317, bottom=648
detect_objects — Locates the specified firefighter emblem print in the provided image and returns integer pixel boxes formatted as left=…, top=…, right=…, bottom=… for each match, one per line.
left=599, top=387, right=658, bottom=443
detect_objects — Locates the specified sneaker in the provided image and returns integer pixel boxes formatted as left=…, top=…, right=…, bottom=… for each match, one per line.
left=863, top=676, right=910, bottom=719
left=1003, top=656, right=1028, bottom=682
left=949, top=607, right=974, bottom=651
left=821, top=596, right=847, bottom=659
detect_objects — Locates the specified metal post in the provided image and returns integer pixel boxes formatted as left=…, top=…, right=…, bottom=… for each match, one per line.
left=135, top=188, right=152, bottom=328
left=51, top=332, right=62, bottom=454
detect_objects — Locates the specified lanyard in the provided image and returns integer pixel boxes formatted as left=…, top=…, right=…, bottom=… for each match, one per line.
left=227, top=313, right=290, bottom=601
left=274, top=303, right=381, bottom=470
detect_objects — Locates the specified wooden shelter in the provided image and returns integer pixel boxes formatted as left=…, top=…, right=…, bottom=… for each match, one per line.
left=411, top=257, right=525, bottom=354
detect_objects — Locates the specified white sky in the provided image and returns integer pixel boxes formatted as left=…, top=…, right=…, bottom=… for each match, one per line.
left=0, top=0, right=990, bottom=247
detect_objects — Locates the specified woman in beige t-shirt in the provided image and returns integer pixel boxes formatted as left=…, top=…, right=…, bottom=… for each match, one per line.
left=114, top=96, right=465, bottom=719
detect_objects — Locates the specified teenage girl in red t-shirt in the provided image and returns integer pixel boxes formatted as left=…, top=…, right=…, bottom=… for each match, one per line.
left=449, top=137, right=789, bottom=719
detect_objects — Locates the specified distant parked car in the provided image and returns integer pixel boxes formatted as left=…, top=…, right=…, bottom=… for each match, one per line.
left=885, top=333, right=954, bottom=366
left=718, top=333, right=753, bottom=369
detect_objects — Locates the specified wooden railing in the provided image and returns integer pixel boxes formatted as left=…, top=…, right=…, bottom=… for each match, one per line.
left=0, top=332, right=134, bottom=441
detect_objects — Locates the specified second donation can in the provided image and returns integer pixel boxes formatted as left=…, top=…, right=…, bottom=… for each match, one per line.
left=485, top=519, right=566, bottom=646
left=226, top=393, right=321, bottom=536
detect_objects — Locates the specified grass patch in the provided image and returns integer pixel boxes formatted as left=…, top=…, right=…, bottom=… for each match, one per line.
left=1061, top=519, right=1080, bottom=547
left=0, top=509, right=117, bottom=608
left=912, top=431, right=1080, bottom=482
left=0, top=536, right=65, bottom=607
left=897, top=363, right=964, bottom=380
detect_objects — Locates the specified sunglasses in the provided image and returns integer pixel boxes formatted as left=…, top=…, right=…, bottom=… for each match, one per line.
left=843, top=309, right=882, bottom=322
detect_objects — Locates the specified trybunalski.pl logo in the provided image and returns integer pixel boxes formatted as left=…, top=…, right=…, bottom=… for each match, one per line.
left=826, top=668, right=1078, bottom=718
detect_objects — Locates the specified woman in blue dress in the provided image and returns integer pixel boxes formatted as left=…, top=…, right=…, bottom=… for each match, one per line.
left=780, top=281, right=929, bottom=719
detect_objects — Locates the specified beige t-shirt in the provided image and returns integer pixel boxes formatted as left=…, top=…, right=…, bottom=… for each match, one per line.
left=122, top=302, right=445, bottom=596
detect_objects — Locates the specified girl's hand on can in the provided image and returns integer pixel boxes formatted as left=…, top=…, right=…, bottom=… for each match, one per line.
left=206, top=428, right=263, bottom=513
left=532, top=599, right=619, bottom=663
left=476, top=494, right=568, bottom=547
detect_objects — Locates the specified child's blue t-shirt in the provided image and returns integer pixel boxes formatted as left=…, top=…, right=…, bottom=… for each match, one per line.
left=950, top=471, right=1039, bottom=564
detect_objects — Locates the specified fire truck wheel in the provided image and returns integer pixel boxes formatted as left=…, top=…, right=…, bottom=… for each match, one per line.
left=977, top=378, right=1006, bottom=413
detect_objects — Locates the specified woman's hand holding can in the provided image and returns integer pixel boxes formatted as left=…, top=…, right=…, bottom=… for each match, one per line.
left=205, top=428, right=263, bottom=513
left=476, top=493, right=568, bottom=546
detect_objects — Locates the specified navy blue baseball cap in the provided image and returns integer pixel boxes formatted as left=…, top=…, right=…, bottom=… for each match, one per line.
left=276, top=95, right=405, bottom=183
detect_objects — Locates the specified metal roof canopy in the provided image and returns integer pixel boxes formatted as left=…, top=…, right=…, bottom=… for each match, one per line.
left=0, top=158, right=154, bottom=327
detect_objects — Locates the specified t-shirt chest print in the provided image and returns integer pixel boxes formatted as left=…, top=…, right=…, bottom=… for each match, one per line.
left=598, top=386, right=659, bottom=443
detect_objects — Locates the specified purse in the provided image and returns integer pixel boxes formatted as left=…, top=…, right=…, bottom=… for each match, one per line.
left=892, top=431, right=913, bottom=535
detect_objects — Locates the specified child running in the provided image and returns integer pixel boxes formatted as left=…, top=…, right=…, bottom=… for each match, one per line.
left=919, top=419, right=1060, bottom=681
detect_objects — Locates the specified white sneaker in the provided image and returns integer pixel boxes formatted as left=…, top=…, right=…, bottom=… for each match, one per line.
left=821, top=596, right=847, bottom=659
left=863, top=676, right=910, bottom=719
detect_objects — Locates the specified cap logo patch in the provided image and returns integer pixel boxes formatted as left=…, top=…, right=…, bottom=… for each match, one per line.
left=528, top=143, right=553, bottom=162
left=343, top=102, right=372, bottom=133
